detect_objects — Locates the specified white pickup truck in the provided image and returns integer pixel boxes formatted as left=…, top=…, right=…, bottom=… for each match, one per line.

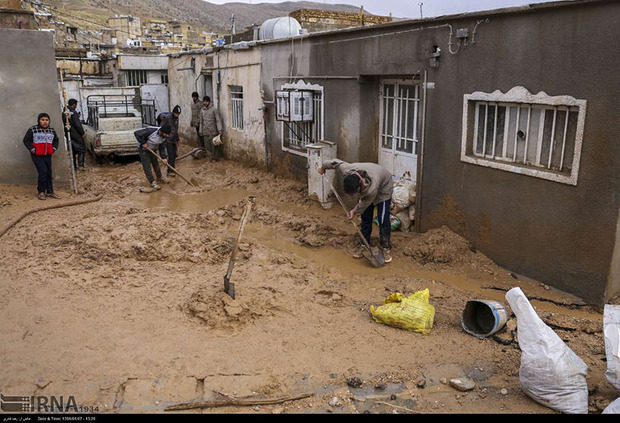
left=84, top=93, right=157, bottom=163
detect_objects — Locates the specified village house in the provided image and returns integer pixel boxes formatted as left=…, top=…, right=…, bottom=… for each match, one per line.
left=167, top=0, right=620, bottom=305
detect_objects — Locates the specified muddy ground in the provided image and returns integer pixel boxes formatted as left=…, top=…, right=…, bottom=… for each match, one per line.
left=0, top=145, right=618, bottom=414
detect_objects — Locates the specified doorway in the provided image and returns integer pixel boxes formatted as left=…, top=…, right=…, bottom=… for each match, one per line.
left=378, top=79, right=420, bottom=182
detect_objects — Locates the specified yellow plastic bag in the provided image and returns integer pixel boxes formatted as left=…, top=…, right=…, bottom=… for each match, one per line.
left=370, top=289, right=435, bottom=335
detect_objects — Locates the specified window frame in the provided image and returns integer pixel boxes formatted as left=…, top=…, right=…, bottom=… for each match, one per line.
left=461, top=86, right=587, bottom=186
left=229, top=85, right=244, bottom=130
left=125, top=69, right=148, bottom=87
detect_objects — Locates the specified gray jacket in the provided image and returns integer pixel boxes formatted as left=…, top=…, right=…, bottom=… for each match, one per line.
left=190, top=99, right=202, bottom=128
left=199, top=104, right=222, bottom=136
left=322, top=159, right=394, bottom=215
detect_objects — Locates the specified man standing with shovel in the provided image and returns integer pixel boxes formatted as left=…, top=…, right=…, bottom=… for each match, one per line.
left=134, top=124, right=171, bottom=191
left=319, top=159, right=394, bottom=263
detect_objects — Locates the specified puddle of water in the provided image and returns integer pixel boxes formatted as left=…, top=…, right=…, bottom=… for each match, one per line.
left=141, top=188, right=254, bottom=213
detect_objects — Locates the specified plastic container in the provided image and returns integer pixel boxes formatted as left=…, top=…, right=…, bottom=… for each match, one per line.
left=461, top=299, right=509, bottom=338
left=258, top=17, right=301, bottom=40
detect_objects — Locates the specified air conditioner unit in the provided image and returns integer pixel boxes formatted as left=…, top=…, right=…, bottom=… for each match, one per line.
left=275, top=90, right=313, bottom=122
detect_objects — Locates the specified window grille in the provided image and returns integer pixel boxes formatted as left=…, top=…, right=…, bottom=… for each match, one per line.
left=230, top=86, right=244, bottom=130
left=125, top=70, right=148, bottom=87
left=472, top=102, right=578, bottom=173
left=461, top=87, right=586, bottom=185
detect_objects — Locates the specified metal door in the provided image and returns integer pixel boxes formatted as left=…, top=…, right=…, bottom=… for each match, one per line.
left=378, top=80, right=419, bottom=182
left=140, top=84, right=169, bottom=116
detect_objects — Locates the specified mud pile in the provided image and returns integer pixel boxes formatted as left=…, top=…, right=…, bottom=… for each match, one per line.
left=403, top=226, right=494, bottom=270
left=11, top=209, right=236, bottom=268
left=183, top=286, right=284, bottom=330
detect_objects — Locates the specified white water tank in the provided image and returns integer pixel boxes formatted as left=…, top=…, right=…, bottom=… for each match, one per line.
left=259, top=17, right=301, bottom=40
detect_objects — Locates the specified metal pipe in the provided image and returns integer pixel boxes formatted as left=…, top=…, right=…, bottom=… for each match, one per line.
left=273, top=75, right=359, bottom=81
left=548, top=107, right=557, bottom=169
left=414, top=70, right=428, bottom=234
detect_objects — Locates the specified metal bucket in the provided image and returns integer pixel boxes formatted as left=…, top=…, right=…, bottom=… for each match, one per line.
left=461, top=299, right=509, bottom=338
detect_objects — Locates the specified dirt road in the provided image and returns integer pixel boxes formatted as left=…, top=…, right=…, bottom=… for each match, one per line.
left=0, top=148, right=617, bottom=414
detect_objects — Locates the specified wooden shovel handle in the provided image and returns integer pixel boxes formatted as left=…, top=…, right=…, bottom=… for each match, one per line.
left=145, top=146, right=195, bottom=187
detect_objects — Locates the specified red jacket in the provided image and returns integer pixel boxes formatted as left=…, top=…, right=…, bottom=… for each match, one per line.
left=23, top=125, right=59, bottom=156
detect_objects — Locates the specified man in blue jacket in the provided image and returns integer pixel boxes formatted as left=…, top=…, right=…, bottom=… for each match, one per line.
left=134, top=124, right=171, bottom=190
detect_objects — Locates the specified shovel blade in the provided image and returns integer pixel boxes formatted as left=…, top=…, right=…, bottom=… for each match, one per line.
left=363, top=246, right=385, bottom=268
left=224, top=277, right=235, bottom=299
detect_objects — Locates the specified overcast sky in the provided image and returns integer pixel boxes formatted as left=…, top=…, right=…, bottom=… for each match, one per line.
left=204, top=0, right=559, bottom=18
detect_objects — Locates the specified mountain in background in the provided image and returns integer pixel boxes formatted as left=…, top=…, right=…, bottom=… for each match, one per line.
left=50, top=0, right=369, bottom=34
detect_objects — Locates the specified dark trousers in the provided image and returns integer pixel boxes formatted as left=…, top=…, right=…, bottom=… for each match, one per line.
left=138, top=148, right=162, bottom=184
left=166, top=143, right=177, bottom=174
left=31, top=155, right=53, bottom=194
left=71, top=138, right=85, bottom=167
left=205, top=133, right=222, bottom=161
left=196, top=127, right=204, bottom=148
left=360, top=199, right=392, bottom=249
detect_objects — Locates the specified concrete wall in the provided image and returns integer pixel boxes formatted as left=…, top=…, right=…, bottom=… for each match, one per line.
left=168, top=49, right=267, bottom=166
left=56, top=58, right=106, bottom=76
left=0, top=29, right=71, bottom=190
left=168, top=53, right=207, bottom=147
left=257, top=0, right=620, bottom=304
left=117, top=54, right=168, bottom=70
left=212, top=48, right=266, bottom=167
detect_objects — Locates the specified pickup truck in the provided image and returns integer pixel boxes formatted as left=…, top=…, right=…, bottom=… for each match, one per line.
left=83, top=94, right=156, bottom=163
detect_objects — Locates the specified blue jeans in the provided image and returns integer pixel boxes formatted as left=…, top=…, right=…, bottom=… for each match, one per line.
left=360, top=199, right=392, bottom=249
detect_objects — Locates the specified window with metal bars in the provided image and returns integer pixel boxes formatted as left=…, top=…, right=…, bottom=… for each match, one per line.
left=461, top=87, right=586, bottom=186
left=230, top=86, right=244, bottom=130
left=473, top=102, right=579, bottom=173
left=125, top=70, right=148, bottom=87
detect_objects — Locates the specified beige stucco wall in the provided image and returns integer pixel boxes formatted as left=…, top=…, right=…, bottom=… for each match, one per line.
left=168, top=48, right=267, bottom=167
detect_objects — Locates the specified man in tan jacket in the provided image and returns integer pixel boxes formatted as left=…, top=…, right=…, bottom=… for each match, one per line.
left=199, top=95, right=223, bottom=161
left=319, top=159, right=394, bottom=262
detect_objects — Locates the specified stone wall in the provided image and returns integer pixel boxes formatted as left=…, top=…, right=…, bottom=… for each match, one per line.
left=289, top=8, right=392, bottom=32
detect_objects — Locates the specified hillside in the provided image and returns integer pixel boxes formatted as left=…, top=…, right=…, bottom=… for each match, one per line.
left=48, top=0, right=367, bottom=33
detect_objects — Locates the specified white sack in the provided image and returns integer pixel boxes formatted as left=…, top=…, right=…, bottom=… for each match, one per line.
left=604, top=305, right=620, bottom=392
left=603, top=397, right=620, bottom=414
left=392, top=179, right=415, bottom=212
left=506, top=287, right=589, bottom=414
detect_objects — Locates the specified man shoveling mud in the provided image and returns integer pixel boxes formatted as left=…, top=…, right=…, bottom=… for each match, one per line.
left=319, top=159, right=394, bottom=263
left=134, top=125, right=172, bottom=191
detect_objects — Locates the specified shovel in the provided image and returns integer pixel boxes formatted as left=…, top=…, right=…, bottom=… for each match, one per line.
left=223, top=196, right=256, bottom=298
left=145, top=145, right=198, bottom=187
left=322, top=174, right=385, bottom=268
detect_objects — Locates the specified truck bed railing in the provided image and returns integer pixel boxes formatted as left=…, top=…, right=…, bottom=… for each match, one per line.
left=86, top=95, right=156, bottom=130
